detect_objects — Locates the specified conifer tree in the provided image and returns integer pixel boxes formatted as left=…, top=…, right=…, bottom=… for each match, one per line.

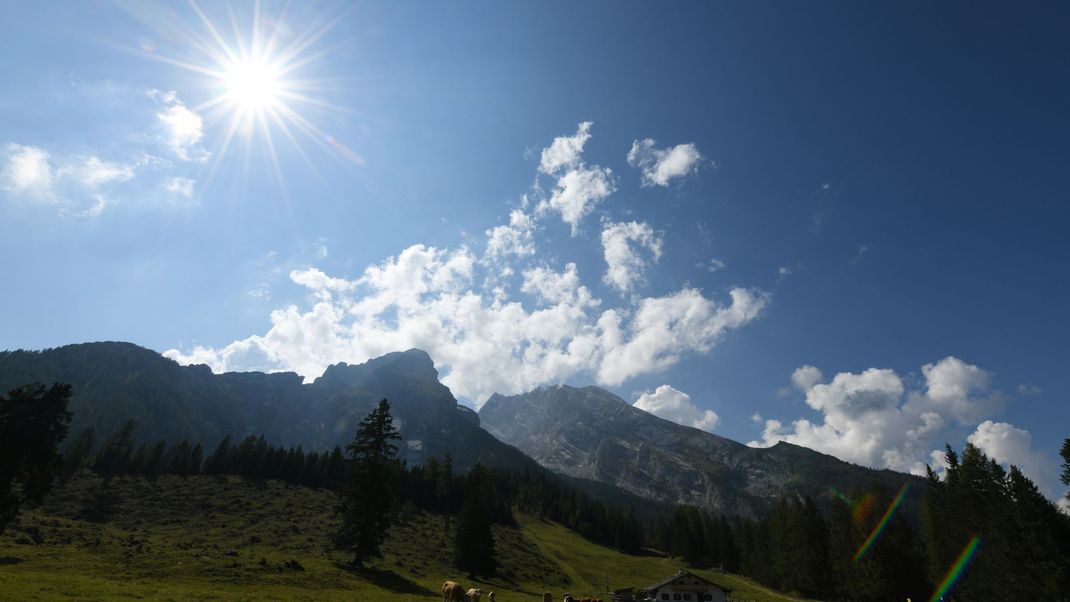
left=60, top=427, right=95, bottom=481
left=336, top=399, right=401, bottom=565
left=93, top=419, right=136, bottom=475
left=1061, top=438, right=1070, bottom=500
left=0, top=383, right=72, bottom=533
left=453, top=463, right=497, bottom=577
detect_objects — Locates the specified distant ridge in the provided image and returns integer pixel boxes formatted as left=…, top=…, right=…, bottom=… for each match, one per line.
left=479, top=384, right=923, bottom=517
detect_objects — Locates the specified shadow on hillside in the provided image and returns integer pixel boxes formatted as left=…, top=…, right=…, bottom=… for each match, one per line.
left=336, top=563, right=437, bottom=596
left=79, top=487, right=121, bottom=523
left=0, top=556, right=24, bottom=565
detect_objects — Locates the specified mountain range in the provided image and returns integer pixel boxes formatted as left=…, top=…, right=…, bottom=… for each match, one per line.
left=0, top=342, right=921, bottom=517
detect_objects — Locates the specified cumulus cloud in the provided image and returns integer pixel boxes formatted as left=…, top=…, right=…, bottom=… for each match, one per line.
left=539, top=121, right=592, bottom=175
left=596, top=287, right=767, bottom=385
left=751, top=357, right=1007, bottom=478
left=1, top=143, right=54, bottom=197
left=634, top=385, right=719, bottom=432
left=484, top=209, right=536, bottom=262
left=166, top=246, right=766, bottom=404
left=916, top=356, right=1003, bottom=424
left=535, top=122, right=615, bottom=234
left=165, top=122, right=769, bottom=406
left=521, top=263, right=598, bottom=308
left=149, top=89, right=209, bottom=162
left=539, top=165, right=615, bottom=234
left=790, top=365, right=823, bottom=391
left=601, top=220, right=663, bottom=294
left=627, top=138, right=703, bottom=187
left=968, top=420, right=1059, bottom=497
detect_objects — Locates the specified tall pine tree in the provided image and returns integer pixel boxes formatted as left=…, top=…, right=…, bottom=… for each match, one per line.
left=0, top=383, right=72, bottom=533
left=453, top=463, right=497, bottom=577
left=336, top=399, right=401, bottom=565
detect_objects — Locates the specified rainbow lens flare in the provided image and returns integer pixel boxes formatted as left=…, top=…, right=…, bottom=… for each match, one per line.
left=928, top=536, right=981, bottom=602
left=853, top=483, right=909, bottom=561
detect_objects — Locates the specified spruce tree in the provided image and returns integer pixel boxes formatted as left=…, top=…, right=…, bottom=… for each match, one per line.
left=60, top=427, right=95, bottom=481
left=0, top=383, right=72, bottom=533
left=336, top=399, right=401, bottom=565
left=93, top=419, right=136, bottom=475
left=453, top=463, right=497, bottom=577
left=1061, top=438, right=1070, bottom=499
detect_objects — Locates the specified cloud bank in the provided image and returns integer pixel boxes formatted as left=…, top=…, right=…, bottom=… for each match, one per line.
left=752, top=356, right=1060, bottom=498
left=166, top=122, right=767, bottom=407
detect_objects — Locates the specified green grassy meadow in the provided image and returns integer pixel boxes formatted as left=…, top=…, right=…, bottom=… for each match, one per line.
left=0, top=473, right=804, bottom=601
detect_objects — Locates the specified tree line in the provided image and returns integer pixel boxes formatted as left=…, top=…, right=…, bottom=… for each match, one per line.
left=645, top=443, right=1070, bottom=600
left=61, top=419, right=349, bottom=488
left=4, top=383, right=1070, bottom=600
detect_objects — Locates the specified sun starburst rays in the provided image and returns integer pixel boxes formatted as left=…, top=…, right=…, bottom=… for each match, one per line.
left=136, top=0, right=359, bottom=195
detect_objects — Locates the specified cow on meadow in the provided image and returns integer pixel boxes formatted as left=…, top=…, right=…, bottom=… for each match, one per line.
left=443, top=581, right=465, bottom=602
left=466, top=587, right=484, bottom=602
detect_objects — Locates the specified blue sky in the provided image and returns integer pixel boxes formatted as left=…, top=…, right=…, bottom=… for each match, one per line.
left=1, top=1, right=1067, bottom=499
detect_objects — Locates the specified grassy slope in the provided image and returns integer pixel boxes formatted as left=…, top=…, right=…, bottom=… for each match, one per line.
left=0, top=473, right=803, bottom=602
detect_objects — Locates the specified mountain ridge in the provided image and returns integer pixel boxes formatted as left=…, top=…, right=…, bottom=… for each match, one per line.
left=0, top=342, right=517, bottom=472
left=479, top=384, right=924, bottom=517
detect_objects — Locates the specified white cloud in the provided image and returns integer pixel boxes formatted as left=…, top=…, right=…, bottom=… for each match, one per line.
left=538, top=165, right=615, bottom=234
left=790, top=365, right=823, bottom=391
left=149, top=89, right=209, bottom=162
left=165, top=123, right=769, bottom=406
left=751, top=357, right=1011, bottom=479
left=751, top=412, right=763, bottom=424
left=968, top=420, right=1059, bottom=497
left=75, top=195, right=108, bottom=219
left=1, top=143, right=54, bottom=197
left=521, top=263, right=598, bottom=308
left=539, top=121, right=592, bottom=175
left=248, top=283, right=271, bottom=301
left=67, top=156, right=134, bottom=188
left=601, top=220, right=663, bottom=294
left=704, top=258, right=726, bottom=273
left=484, top=209, right=536, bottom=261
left=596, top=287, right=767, bottom=386
left=917, top=356, right=1002, bottom=424
left=165, top=247, right=766, bottom=405
left=165, top=176, right=195, bottom=198
left=290, top=267, right=357, bottom=301
left=626, top=138, right=703, bottom=187
left=535, top=122, right=615, bottom=234
left=634, top=385, right=719, bottom=432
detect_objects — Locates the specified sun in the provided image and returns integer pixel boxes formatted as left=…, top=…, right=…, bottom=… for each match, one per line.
left=136, top=1, right=364, bottom=188
left=223, top=57, right=282, bottom=113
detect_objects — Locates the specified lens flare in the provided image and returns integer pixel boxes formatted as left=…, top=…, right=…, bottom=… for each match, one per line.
left=853, top=483, right=909, bottom=562
left=929, top=536, right=981, bottom=602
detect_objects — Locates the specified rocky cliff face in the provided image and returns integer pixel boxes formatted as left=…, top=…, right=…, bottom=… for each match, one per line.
left=480, top=385, right=922, bottom=517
